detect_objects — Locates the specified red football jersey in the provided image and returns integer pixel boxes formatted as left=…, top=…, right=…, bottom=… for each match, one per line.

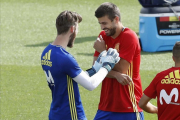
left=144, top=67, right=180, bottom=120
left=94, top=28, right=143, bottom=112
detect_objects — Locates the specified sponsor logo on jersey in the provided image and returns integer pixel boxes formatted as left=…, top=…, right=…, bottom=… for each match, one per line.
left=44, top=70, right=54, bottom=86
left=41, top=49, right=52, bottom=67
left=161, top=70, right=180, bottom=85
left=160, top=88, right=179, bottom=105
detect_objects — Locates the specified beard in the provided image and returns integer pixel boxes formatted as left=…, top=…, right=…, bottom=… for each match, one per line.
left=67, top=32, right=76, bottom=48
left=104, top=26, right=116, bottom=36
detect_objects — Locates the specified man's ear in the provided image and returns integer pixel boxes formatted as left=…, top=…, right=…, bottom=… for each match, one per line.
left=172, top=56, right=175, bottom=62
left=114, top=16, right=119, bottom=23
left=70, top=26, right=75, bottom=33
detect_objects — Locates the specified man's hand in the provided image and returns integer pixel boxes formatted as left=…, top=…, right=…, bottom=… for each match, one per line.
left=101, top=48, right=120, bottom=72
left=86, top=48, right=120, bottom=76
left=93, top=35, right=106, bottom=53
left=115, top=73, right=132, bottom=85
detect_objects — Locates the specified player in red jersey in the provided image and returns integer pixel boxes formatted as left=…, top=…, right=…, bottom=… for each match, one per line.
left=139, top=41, right=180, bottom=120
left=93, top=2, right=144, bottom=120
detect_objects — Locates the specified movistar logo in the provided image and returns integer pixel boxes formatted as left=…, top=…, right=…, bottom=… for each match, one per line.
left=41, top=49, right=52, bottom=67
left=160, top=88, right=179, bottom=105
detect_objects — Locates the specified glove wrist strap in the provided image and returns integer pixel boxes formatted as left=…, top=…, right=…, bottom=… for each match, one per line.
left=102, top=64, right=111, bottom=72
left=86, top=68, right=96, bottom=77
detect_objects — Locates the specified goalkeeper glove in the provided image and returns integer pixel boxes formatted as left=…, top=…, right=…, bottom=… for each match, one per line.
left=101, top=48, right=120, bottom=72
left=86, top=50, right=107, bottom=76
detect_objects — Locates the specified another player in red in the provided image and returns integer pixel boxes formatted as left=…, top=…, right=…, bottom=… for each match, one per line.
left=139, top=41, right=180, bottom=120
left=93, top=2, right=144, bottom=120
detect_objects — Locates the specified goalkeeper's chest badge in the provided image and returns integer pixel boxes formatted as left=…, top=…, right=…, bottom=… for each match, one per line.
left=114, top=43, right=120, bottom=52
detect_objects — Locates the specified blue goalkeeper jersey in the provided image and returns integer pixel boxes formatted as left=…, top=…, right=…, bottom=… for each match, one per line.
left=41, top=44, right=86, bottom=120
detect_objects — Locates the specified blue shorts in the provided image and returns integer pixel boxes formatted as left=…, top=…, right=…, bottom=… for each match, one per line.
left=94, top=110, right=144, bottom=120
left=49, top=116, right=87, bottom=120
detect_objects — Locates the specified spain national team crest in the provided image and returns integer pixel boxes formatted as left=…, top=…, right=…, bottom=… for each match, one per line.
left=114, top=43, right=120, bottom=52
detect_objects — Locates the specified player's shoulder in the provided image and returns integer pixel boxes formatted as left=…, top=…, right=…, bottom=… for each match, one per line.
left=57, top=48, right=77, bottom=64
left=46, top=44, right=73, bottom=62
left=123, top=28, right=137, bottom=37
left=99, top=31, right=108, bottom=38
left=100, top=30, right=106, bottom=35
left=156, top=67, right=175, bottom=77
left=56, top=47, right=74, bottom=61
left=41, top=44, right=52, bottom=56
left=121, top=28, right=139, bottom=44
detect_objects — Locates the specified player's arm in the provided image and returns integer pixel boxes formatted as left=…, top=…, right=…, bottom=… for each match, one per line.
left=107, top=58, right=132, bottom=85
left=138, top=94, right=158, bottom=114
left=73, top=48, right=120, bottom=91
left=73, top=68, right=108, bottom=91
left=93, top=57, right=132, bottom=85
left=93, top=34, right=132, bottom=85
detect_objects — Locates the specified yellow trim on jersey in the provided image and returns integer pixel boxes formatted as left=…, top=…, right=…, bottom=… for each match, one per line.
left=127, top=62, right=140, bottom=120
left=67, top=76, right=78, bottom=120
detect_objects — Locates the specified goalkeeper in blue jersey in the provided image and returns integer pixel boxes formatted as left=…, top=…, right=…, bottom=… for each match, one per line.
left=41, top=10, right=120, bottom=120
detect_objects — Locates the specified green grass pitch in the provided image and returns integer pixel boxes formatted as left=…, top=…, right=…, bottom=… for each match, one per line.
left=1, top=0, right=174, bottom=119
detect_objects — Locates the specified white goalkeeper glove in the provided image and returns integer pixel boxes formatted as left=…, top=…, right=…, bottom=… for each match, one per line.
left=101, top=48, right=120, bottom=72
left=86, top=50, right=107, bottom=76
left=86, top=48, right=120, bottom=76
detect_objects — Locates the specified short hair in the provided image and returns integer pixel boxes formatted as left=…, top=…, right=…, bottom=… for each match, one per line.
left=173, top=41, right=180, bottom=62
left=56, top=10, right=82, bottom=35
left=95, top=2, right=121, bottom=21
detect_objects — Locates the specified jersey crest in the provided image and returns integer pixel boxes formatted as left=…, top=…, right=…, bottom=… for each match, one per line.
left=114, top=43, right=120, bottom=52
